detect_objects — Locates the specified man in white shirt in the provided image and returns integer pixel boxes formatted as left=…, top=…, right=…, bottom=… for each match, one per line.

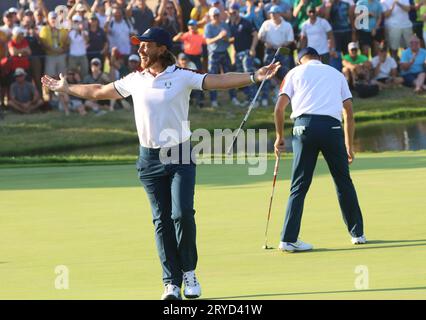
left=300, top=5, right=337, bottom=65
left=42, top=27, right=280, bottom=300
left=371, top=44, right=404, bottom=88
left=381, top=0, right=413, bottom=60
left=104, top=5, right=134, bottom=58
left=68, top=15, right=89, bottom=79
left=258, top=5, right=294, bottom=107
left=274, top=47, right=366, bottom=252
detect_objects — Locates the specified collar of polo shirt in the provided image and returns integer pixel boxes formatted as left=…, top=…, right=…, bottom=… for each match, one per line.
left=142, top=65, right=176, bottom=76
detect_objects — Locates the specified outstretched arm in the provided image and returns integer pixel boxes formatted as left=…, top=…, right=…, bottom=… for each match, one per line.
left=203, top=62, right=281, bottom=90
left=41, top=73, right=122, bottom=100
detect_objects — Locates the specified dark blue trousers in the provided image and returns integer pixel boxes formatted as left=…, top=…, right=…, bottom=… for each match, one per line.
left=137, top=142, right=197, bottom=287
left=281, top=114, right=364, bottom=242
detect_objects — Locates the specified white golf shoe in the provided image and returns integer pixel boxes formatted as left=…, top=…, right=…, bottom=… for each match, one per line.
left=161, top=284, right=182, bottom=300
left=351, top=235, right=367, bottom=244
left=279, top=239, right=313, bottom=252
left=183, top=270, right=201, bottom=299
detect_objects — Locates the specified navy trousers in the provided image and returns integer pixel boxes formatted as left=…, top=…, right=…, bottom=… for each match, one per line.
left=281, top=114, right=364, bottom=242
left=137, top=141, right=197, bottom=287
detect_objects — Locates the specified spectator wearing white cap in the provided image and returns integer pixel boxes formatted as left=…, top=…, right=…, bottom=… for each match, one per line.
left=8, top=27, right=31, bottom=74
left=68, top=15, right=89, bottom=79
left=1, top=10, right=15, bottom=37
left=342, top=42, right=371, bottom=87
left=67, top=1, right=92, bottom=26
left=258, top=5, right=294, bottom=106
left=128, top=54, right=141, bottom=73
left=39, top=11, right=69, bottom=98
left=381, top=0, right=414, bottom=60
left=8, top=68, right=43, bottom=113
left=7, top=7, right=20, bottom=26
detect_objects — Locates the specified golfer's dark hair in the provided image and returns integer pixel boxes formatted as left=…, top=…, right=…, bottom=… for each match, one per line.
left=157, top=47, right=176, bottom=67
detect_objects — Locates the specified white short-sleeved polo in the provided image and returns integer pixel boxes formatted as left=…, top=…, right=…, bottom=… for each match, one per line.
left=114, top=65, right=207, bottom=148
left=258, top=18, right=294, bottom=48
left=279, top=60, right=352, bottom=121
left=300, top=18, right=332, bottom=55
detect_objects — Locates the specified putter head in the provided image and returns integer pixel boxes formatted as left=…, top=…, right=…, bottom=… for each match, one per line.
left=262, top=245, right=273, bottom=250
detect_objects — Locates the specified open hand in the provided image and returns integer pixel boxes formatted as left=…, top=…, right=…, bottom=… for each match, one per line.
left=255, top=62, right=281, bottom=81
left=41, top=73, right=69, bottom=93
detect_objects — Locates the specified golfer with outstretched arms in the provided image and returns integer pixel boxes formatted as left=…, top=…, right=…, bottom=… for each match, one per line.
left=42, top=27, right=280, bottom=300
left=274, top=47, right=366, bottom=253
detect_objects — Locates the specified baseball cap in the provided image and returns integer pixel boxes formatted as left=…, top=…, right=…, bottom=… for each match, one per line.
left=178, top=52, right=188, bottom=60
left=24, top=9, right=34, bottom=16
left=209, top=7, right=220, bottom=17
left=90, top=57, right=102, bottom=65
left=128, top=54, right=140, bottom=62
left=297, top=47, right=319, bottom=63
left=8, top=7, right=18, bottom=14
left=72, top=15, right=83, bottom=22
left=348, top=42, right=359, bottom=51
left=131, top=27, right=173, bottom=50
left=48, top=11, right=57, bottom=19
left=14, top=68, right=27, bottom=77
left=12, top=26, right=25, bottom=37
left=269, top=5, right=282, bottom=14
left=230, top=3, right=240, bottom=10
left=187, top=19, right=197, bottom=26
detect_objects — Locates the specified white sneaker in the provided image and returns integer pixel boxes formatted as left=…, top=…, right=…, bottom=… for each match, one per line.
left=231, top=97, right=241, bottom=106
left=183, top=270, right=201, bottom=299
left=261, top=99, right=268, bottom=107
left=278, top=239, right=313, bottom=252
left=351, top=235, right=367, bottom=244
left=161, top=284, right=182, bottom=300
left=211, top=100, right=219, bottom=108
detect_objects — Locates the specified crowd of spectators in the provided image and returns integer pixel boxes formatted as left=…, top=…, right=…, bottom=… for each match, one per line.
left=0, top=0, right=426, bottom=115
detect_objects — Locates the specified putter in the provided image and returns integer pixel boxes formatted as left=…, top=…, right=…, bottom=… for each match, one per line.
left=262, top=152, right=281, bottom=250
left=226, top=47, right=290, bottom=155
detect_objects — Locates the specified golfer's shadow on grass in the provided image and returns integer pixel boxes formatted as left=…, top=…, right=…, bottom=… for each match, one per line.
left=313, top=239, right=426, bottom=253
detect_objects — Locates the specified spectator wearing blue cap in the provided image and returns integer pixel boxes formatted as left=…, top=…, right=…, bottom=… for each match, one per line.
left=264, top=0, right=293, bottom=22
left=258, top=5, right=294, bottom=107
left=173, top=19, right=205, bottom=71
left=204, top=7, right=240, bottom=107
left=228, top=2, right=259, bottom=103
left=300, top=5, right=337, bottom=65
left=42, top=26, right=281, bottom=300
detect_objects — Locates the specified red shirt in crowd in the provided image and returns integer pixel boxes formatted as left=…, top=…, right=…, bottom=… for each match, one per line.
left=180, top=31, right=205, bottom=56
left=8, top=38, right=30, bottom=71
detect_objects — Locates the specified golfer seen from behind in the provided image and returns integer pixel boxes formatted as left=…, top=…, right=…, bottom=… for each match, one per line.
left=42, top=27, right=280, bottom=300
left=274, top=47, right=366, bottom=252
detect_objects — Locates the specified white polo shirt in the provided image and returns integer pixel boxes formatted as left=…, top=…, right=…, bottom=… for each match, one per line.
left=279, top=60, right=352, bottom=121
left=114, top=65, right=207, bottom=148
left=258, top=18, right=294, bottom=48
left=300, top=17, right=332, bottom=55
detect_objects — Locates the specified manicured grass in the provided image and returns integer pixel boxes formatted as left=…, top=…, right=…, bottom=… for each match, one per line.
left=0, top=152, right=425, bottom=299
left=1, top=86, right=425, bottom=157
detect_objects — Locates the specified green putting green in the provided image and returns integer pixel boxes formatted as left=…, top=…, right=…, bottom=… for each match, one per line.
left=0, top=152, right=425, bottom=299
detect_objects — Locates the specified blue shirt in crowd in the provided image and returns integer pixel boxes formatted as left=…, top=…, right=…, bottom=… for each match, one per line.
left=204, top=22, right=231, bottom=53
left=356, top=0, right=382, bottom=32
left=228, top=17, right=256, bottom=52
left=242, top=5, right=265, bottom=30
left=400, top=48, right=426, bottom=75
left=329, top=0, right=352, bottom=32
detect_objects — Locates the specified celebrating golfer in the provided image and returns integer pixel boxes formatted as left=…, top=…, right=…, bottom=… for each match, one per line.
left=274, top=47, right=365, bottom=253
left=42, top=27, right=280, bottom=300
